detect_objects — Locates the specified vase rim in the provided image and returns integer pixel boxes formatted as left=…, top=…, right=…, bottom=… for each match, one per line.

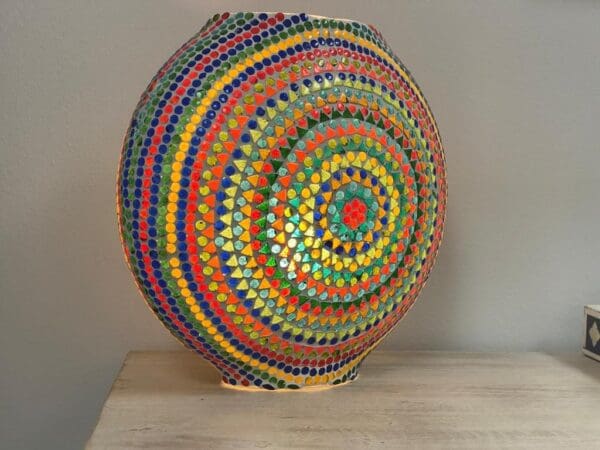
left=211, top=11, right=376, bottom=29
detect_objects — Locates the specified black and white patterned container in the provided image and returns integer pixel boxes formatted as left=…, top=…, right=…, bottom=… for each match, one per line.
left=583, top=305, right=600, bottom=362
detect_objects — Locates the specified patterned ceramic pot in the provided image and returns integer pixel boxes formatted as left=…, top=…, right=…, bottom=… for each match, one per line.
left=117, top=12, right=447, bottom=390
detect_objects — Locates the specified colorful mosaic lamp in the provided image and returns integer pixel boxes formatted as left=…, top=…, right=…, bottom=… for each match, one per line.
left=117, top=12, right=447, bottom=390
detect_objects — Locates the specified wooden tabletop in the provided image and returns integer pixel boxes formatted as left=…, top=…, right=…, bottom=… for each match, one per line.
left=87, top=351, right=600, bottom=449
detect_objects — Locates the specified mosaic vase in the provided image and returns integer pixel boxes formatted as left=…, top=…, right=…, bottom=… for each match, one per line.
left=117, top=12, right=447, bottom=390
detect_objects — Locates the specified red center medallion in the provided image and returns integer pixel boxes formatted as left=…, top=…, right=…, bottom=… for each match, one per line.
left=342, top=198, right=368, bottom=230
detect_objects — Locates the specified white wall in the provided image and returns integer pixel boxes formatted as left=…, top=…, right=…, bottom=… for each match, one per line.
left=1, top=1, right=599, bottom=448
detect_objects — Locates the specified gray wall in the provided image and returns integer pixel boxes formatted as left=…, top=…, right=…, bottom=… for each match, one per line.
left=2, top=1, right=599, bottom=448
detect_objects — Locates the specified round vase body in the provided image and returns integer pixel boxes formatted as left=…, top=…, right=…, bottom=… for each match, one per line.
left=117, top=12, right=447, bottom=389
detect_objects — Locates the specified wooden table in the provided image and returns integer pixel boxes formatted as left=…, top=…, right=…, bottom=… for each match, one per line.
left=87, top=351, right=600, bottom=449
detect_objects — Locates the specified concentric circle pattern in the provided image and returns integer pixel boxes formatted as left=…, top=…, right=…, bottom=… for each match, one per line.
left=118, top=12, right=447, bottom=389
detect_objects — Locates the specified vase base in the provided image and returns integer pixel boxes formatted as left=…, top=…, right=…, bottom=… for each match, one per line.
left=220, top=375, right=358, bottom=392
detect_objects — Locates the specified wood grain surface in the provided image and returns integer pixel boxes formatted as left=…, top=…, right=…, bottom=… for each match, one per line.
left=87, top=351, right=600, bottom=449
